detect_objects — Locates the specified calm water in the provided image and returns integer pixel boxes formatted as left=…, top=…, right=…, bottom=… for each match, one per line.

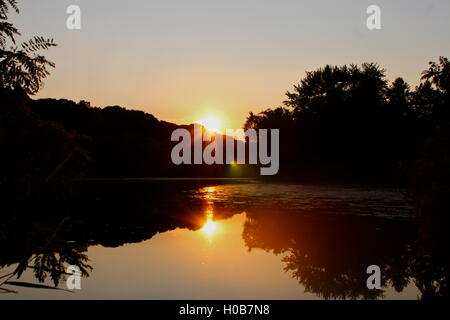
left=0, top=181, right=434, bottom=299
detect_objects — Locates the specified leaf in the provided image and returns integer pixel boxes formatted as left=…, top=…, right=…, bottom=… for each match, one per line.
left=0, top=272, right=14, bottom=280
left=0, top=287, right=18, bottom=294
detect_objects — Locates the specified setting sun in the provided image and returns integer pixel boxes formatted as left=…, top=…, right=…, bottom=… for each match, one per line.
left=198, top=115, right=222, bottom=133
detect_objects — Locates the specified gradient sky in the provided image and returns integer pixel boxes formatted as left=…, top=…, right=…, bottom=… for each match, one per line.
left=9, top=0, right=450, bottom=128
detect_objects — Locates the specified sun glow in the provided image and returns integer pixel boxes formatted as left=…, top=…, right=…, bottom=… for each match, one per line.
left=197, top=115, right=222, bottom=133
left=201, top=212, right=218, bottom=236
left=202, top=219, right=217, bottom=236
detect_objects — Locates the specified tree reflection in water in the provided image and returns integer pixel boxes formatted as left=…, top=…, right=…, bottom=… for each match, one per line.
left=0, top=181, right=448, bottom=299
left=0, top=219, right=92, bottom=293
left=242, top=208, right=449, bottom=300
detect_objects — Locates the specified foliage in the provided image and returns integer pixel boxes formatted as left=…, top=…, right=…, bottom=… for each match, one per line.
left=245, top=58, right=450, bottom=183
left=0, top=89, right=91, bottom=217
left=0, top=0, right=57, bottom=94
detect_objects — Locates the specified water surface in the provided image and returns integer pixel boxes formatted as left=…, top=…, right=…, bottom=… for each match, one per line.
left=0, top=181, right=435, bottom=300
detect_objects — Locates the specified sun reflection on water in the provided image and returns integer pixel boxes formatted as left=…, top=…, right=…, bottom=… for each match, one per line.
left=202, top=219, right=217, bottom=236
left=201, top=209, right=218, bottom=237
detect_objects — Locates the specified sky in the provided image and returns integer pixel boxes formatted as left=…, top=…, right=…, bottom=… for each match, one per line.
left=9, top=0, right=450, bottom=129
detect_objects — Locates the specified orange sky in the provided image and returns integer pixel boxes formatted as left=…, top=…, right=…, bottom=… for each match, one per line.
left=10, top=0, right=450, bottom=129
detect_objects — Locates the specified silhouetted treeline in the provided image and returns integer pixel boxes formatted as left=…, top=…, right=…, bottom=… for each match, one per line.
left=1, top=90, right=253, bottom=218
left=0, top=89, right=90, bottom=218
left=31, top=98, right=174, bottom=177
left=2, top=57, right=450, bottom=221
left=30, top=99, right=256, bottom=178
left=245, top=58, right=450, bottom=184
left=27, top=59, right=449, bottom=184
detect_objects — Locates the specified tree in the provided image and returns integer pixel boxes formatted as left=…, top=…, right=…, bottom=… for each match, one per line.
left=244, top=63, right=420, bottom=182
left=386, top=78, right=410, bottom=110
left=0, top=1, right=90, bottom=219
left=418, top=57, right=450, bottom=120
left=284, top=63, right=387, bottom=117
left=0, top=0, right=57, bottom=94
left=421, top=56, right=450, bottom=95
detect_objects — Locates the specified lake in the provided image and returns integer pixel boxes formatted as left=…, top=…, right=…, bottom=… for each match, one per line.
left=0, top=180, right=438, bottom=299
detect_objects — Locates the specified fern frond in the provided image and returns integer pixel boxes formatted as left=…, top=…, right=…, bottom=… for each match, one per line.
left=0, top=20, right=20, bottom=48
left=21, top=36, right=56, bottom=53
left=0, top=0, right=19, bottom=19
left=0, top=1, right=57, bottom=94
left=0, top=46, right=56, bottom=94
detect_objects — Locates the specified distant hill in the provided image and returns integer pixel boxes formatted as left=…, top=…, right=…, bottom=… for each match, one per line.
left=31, top=98, right=256, bottom=178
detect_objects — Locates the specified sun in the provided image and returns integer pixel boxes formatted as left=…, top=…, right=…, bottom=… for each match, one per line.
left=198, top=115, right=222, bottom=133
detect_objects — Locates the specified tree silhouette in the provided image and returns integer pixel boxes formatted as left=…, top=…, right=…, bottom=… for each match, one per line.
left=244, top=59, right=450, bottom=183
left=0, top=1, right=89, bottom=220
left=0, top=217, right=92, bottom=292
left=421, top=57, right=450, bottom=94
left=0, top=0, right=57, bottom=94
